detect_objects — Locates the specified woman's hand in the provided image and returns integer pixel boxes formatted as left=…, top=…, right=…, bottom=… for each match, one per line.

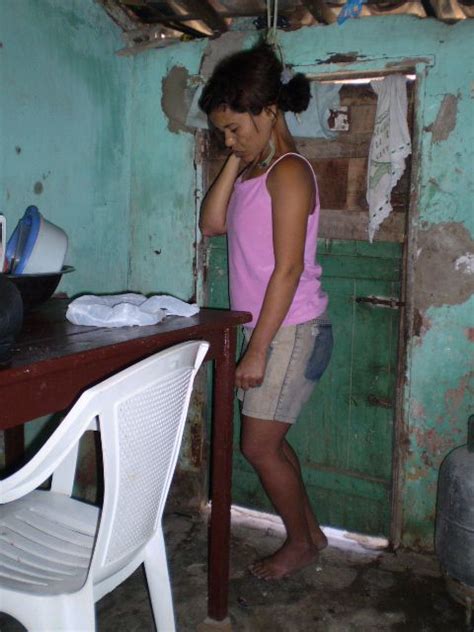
left=235, top=348, right=267, bottom=390
left=229, top=152, right=244, bottom=169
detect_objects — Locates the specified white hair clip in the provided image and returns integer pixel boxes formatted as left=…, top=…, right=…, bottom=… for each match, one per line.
left=280, top=67, right=293, bottom=85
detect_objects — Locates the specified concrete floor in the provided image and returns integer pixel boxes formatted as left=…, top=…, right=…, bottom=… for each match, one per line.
left=1, top=505, right=469, bottom=632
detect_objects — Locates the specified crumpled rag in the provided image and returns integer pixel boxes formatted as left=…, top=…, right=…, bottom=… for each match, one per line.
left=66, top=293, right=199, bottom=328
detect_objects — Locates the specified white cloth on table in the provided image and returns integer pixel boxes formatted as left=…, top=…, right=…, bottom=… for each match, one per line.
left=367, top=75, right=411, bottom=242
left=66, top=293, right=199, bottom=328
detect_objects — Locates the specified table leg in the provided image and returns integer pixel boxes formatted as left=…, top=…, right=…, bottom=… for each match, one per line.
left=208, top=327, right=236, bottom=621
left=4, top=426, right=24, bottom=471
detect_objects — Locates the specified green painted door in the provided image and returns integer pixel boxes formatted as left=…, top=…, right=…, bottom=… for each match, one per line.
left=206, top=236, right=402, bottom=537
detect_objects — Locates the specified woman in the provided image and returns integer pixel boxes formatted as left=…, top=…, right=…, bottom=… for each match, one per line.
left=199, top=43, right=333, bottom=580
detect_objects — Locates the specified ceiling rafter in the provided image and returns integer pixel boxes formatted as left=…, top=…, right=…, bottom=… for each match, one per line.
left=97, top=0, right=141, bottom=31
left=177, top=0, right=228, bottom=34
left=130, top=1, right=210, bottom=36
left=102, top=0, right=474, bottom=51
left=302, top=0, right=337, bottom=23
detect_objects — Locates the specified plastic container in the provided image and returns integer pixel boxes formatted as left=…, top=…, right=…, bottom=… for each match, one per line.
left=6, top=206, right=68, bottom=274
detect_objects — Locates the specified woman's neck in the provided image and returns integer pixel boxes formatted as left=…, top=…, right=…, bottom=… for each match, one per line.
left=242, top=112, right=297, bottom=181
left=273, top=111, right=298, bottom=156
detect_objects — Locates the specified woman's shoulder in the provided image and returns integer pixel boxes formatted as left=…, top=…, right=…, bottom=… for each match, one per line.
left=267, top=153, right=315, bottom=186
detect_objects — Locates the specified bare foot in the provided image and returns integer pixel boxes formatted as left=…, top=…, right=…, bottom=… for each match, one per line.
left=249, top=541, right=319, bottom=580
left=310, top=526, right=328, bottom=551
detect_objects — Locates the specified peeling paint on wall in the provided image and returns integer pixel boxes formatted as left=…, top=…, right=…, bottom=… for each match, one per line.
left=317, top=52, right=365, bottom=64
left=454, top=253, right=474, bottom=274
left=415, top=222, right=474, bottom=311
left=404, top=299, right=473, bottom=548
left=161, top=65, right=192, bottom=134
left=412, top=309, right=432, bottom=339
left=444, top=374, right=472, bottom=425
left=426, top=94, right=458, bottom=143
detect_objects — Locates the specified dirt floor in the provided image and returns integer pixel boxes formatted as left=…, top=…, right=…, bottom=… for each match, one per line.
left=1, top=505, right=470, bottom=632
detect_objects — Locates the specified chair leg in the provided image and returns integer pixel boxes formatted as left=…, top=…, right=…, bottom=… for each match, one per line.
left=144, top=529, right=176, bottom=632
left=60, top=594, right=96, bottom=632
left=6, top=585, right=97, bottom=632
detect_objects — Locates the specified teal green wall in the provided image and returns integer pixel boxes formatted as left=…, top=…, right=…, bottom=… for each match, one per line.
left=1, top=0, right=132, bottom=294
left=129, top=44, right=205, bottom=298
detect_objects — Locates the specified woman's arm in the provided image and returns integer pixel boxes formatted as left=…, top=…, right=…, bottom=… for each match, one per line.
left=236, top=156, right=314, bottom=390
left=199, top=153, right=242, bottom=236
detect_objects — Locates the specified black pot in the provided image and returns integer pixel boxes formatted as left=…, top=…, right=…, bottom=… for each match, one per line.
left=0, top=274, right=24, bottom=366
left=6, top=266, right=74, bottom=312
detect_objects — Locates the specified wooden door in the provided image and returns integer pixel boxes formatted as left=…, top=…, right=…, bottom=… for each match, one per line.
left=201, top=78, right=412, bottom=537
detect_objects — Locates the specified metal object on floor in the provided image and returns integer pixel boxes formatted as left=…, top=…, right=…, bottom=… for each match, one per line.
left=444, top=575, right=473, bottom=627
left=435, top=415, right=474, bottom=627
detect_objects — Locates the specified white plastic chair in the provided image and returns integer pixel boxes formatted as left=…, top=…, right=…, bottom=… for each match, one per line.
left=0, top=340, right=209, bottom=631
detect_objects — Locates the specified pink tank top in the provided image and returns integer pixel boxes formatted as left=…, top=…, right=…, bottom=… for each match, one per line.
left=227, top=153, right=328, bottom=328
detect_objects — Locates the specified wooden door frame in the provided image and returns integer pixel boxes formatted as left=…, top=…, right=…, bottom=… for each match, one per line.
left=389, top=60, right=432, bottom=548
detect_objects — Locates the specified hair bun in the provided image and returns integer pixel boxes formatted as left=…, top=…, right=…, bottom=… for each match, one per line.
left=278, top=73, right=311, bottom=113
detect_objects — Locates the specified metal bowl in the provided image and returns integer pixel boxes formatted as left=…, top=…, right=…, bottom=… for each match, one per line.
left=6, top=265, right=74, bottom=311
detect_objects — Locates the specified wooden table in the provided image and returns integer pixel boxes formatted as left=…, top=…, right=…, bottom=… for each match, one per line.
left=0, top=298, right=251, bottom=622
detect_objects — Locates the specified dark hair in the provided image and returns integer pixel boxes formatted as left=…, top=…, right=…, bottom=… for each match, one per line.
left=199, top=43, right=310, bottom=116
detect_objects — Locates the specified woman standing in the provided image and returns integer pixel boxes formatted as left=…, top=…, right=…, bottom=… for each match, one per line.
left=199, top=43, right=333, bottom=580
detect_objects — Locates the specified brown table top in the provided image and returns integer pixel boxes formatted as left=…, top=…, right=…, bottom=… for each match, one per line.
left=0, top=298, right=251, bottom=428
left=3, top=298, right=250, bottom=372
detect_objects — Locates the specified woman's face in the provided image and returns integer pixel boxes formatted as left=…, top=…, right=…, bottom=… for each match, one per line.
left=209, top=106, right=275, bottom=164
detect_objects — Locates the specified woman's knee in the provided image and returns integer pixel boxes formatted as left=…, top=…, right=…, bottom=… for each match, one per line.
left=241, top=437, right=261, bottom=465
left=241, top=437, right=281, bottom=467
left=240, top=416, right=290, bottom=466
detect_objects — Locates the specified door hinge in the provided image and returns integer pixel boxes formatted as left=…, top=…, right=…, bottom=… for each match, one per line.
left=355, top=296, right=405, bottom=309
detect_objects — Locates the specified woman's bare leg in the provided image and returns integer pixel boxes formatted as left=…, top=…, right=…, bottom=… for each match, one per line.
left=241, top=415, right=320, bottom=579
left=282, top=440, right=328, bottom=550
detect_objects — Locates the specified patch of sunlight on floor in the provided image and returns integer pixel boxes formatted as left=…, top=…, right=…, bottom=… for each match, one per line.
left=205, top=502, right=389, bottom=556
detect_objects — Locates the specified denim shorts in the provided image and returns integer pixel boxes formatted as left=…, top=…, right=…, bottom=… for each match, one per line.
left=237, top=316, right=334, bottom=424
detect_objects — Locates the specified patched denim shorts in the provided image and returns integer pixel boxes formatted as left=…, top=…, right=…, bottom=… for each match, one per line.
left=237, top=315, right=334, bottom=424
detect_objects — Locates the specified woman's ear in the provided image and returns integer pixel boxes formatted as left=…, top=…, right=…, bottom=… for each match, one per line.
left=265, top=105, right=278, bottom=123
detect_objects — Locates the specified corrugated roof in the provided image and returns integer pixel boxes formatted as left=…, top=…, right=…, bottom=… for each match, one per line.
left=98, top=0, right=474, bottom=54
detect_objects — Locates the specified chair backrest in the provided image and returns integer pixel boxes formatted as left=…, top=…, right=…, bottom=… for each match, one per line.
left=87, top=340, right=209, bottom=583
